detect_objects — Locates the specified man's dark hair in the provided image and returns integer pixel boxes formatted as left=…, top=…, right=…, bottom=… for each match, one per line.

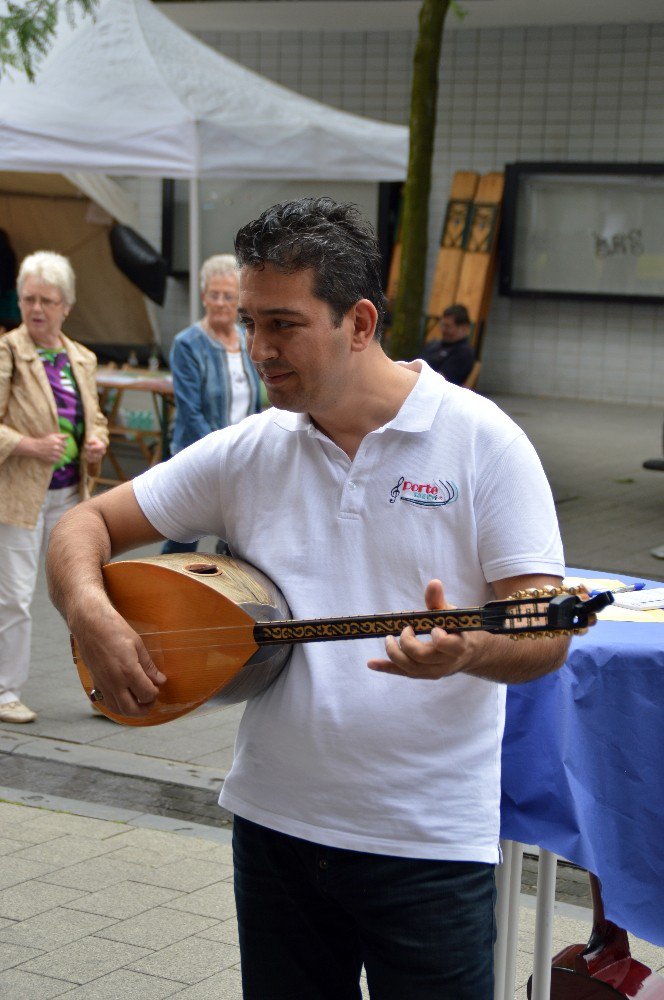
left=234, top=197, right=387, bottom=340
left=442, top=304, right=471, bottom=327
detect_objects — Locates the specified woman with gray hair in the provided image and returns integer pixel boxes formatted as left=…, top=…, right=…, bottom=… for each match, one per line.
left=163, top=253, right=261, bottom=555
left=0, top=250, right=108, bottom=723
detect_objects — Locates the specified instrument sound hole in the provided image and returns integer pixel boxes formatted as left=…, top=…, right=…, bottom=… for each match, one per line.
left=183, top=563, right=223, bottom=575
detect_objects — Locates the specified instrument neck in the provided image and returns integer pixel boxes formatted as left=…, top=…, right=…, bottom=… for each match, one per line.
left=253, top=608, right=485, bottom=647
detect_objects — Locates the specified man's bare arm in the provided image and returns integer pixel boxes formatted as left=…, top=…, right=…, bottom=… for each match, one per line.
left=47, top=482, right=168, bottom=717
left=367, top=574, right=571, bottom=685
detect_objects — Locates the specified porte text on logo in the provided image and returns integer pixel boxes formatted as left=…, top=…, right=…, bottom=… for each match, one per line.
left=389, top=477, right=459, bottom=507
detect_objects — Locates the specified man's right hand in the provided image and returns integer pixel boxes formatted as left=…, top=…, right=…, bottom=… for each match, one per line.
left=72, top=599, right=167, bottom=718
left=46, top=481, right=168, bottom=717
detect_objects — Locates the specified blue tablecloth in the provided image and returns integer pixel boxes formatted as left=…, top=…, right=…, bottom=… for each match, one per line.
left=500, top=570, right=664, bottom=946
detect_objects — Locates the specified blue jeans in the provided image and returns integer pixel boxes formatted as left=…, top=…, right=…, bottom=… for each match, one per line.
left=232, top=816, right=496, bottom=1000
left=161, top=538, right=198, bottom=554
left=160, top=538, right=230, bottom=555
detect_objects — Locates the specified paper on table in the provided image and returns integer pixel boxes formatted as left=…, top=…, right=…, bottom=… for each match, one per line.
left=563, top=576, right=626, bottom=591
left=612, top=587, right=664, bottom=610
left=599, top=605, right=664, bottom=623
left=563, top=577, right=664, bottom=623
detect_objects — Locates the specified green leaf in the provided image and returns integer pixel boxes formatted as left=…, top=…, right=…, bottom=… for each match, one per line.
left=0, top=0, right=99, bottom=82
left=450, top=0, right=469, bottom=20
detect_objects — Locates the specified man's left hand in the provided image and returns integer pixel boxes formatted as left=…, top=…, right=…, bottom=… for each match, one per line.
left=367, top=579, right=473, bottom=680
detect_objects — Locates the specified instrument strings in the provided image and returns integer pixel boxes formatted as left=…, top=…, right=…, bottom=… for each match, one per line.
left=71, top=601, right=554, bottom=662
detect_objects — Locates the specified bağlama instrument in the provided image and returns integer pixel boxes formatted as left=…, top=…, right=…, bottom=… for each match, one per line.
left=72, top=553, right=613, bottom=728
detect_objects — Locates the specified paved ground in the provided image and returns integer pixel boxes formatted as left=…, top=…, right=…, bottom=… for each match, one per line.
left=1, top=392, right=663, bottom=997
left=490, top=394, right=664, bottom=582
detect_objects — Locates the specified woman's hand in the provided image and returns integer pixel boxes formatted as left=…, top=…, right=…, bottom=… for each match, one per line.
left=84, top=436, right=107, bottom=463
left=14, top=433, right=68, bottom=464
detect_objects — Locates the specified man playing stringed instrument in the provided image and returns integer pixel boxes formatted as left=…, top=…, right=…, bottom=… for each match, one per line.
left=48, top=198, right=571, bottom=1000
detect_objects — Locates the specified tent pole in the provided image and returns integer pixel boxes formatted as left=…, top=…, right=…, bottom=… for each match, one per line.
left=189, top=177, right=201, bottom=324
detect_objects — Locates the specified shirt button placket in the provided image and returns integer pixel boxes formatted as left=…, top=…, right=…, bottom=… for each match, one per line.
left=340, top=477, right=362, bottom=516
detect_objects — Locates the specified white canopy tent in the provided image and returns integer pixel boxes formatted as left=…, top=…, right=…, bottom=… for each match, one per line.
left=0, top=0, right=408, bottom=324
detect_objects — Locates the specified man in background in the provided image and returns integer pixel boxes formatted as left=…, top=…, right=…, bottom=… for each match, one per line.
left=421, top=303, right=476, bottom=385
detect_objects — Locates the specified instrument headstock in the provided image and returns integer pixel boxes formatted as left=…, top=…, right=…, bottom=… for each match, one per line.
left=481, top=589, right=614, bottom=637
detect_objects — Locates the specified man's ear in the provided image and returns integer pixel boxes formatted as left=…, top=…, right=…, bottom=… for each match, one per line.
left=349, top=299, right=378, bottom=351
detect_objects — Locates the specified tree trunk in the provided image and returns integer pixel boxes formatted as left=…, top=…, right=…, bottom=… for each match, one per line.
left=388, top=0, right=450, bottom=361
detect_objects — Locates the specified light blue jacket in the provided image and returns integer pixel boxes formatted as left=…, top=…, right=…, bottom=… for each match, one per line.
left=169, top=323, right=261, bottom=454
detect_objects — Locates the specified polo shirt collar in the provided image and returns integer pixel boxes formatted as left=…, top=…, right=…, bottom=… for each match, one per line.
left=270, top=360, right=447, bottom=437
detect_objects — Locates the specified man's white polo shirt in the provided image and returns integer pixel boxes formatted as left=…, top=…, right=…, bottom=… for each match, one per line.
left=134, top=362, right=564, bottom=861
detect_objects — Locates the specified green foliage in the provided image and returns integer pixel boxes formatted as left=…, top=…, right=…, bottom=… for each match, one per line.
left=449, top=0, right=468, bottom=20
left=0, top=0, right=99, bottom=81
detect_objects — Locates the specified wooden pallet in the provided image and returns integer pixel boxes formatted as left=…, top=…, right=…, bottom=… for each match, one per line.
left=454, top=171, right=504, bottom=352
left=424, top=170, right=480, bottom=340
left=384, top=170, right=504, bottom=360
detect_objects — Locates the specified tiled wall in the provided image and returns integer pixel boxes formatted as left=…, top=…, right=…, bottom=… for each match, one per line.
left=434, top=23, right=664, bottom=406
left=129, top=19, right=664, bottom=405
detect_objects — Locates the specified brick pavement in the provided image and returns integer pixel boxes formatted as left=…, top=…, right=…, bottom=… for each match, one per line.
left=1, top=797, right=663, bottom=999
left=0, top=800, right=241, bottom=998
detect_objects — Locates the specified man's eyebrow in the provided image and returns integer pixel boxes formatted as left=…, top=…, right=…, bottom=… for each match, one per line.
left=237, top=307, right=305, bottom=318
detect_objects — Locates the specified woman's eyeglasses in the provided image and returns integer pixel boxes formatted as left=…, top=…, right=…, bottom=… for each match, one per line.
left=20, top=295, right=64, bottom=309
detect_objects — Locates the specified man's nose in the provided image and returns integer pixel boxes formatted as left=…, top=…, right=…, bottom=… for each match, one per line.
left=248, top=329, right=278, bottom=363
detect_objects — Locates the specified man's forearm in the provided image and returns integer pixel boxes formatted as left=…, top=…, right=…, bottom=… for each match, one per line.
left=462, top=630, right=571, bottom=685
left=47, top=501, right=113, bottom=629
left=47, top=481, right=162, bottom=630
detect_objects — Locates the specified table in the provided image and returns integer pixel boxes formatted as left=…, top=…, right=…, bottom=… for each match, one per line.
left=94, top=367, right=174, bottom=489
left=495, top=569, right=664, bottom=998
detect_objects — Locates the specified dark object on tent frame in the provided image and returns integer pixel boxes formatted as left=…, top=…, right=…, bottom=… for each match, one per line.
left=109, top=224, right=168, bottom=306
left=0, top=228, right=21, bottom=331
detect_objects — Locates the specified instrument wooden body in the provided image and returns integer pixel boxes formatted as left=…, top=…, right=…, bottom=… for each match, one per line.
left=72, top=554, right=611, bottom=728
left=74, top=553, right=291, bottom=727
left=528, top=874, right=664, bottom=999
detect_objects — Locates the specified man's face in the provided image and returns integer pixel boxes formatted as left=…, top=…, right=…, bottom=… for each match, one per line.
left=238, top=265, right=352, bottom=416
left=440, top=315, right=469, bottom=343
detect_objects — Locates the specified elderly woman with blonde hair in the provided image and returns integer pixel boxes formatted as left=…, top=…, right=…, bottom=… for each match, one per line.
left=163, top=253, right=261, bottom=555
left=0, top=250, right=108, bottom=723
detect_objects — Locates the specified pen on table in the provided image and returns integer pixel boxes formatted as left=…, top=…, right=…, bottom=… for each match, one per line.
left=589, top=582, right=646, bottom=597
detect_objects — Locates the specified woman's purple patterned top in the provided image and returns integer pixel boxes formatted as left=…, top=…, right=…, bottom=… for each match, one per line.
left=38, top=348, right=84, bottom=488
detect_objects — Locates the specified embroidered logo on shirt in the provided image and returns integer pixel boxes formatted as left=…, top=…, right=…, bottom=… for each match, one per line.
left=389, top=477, right=459, bottom=508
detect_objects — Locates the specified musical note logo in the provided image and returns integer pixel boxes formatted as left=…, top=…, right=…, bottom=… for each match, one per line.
left=389, top=477, right=405, bottom=503
left=389, top=477, right=459, bottom=508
